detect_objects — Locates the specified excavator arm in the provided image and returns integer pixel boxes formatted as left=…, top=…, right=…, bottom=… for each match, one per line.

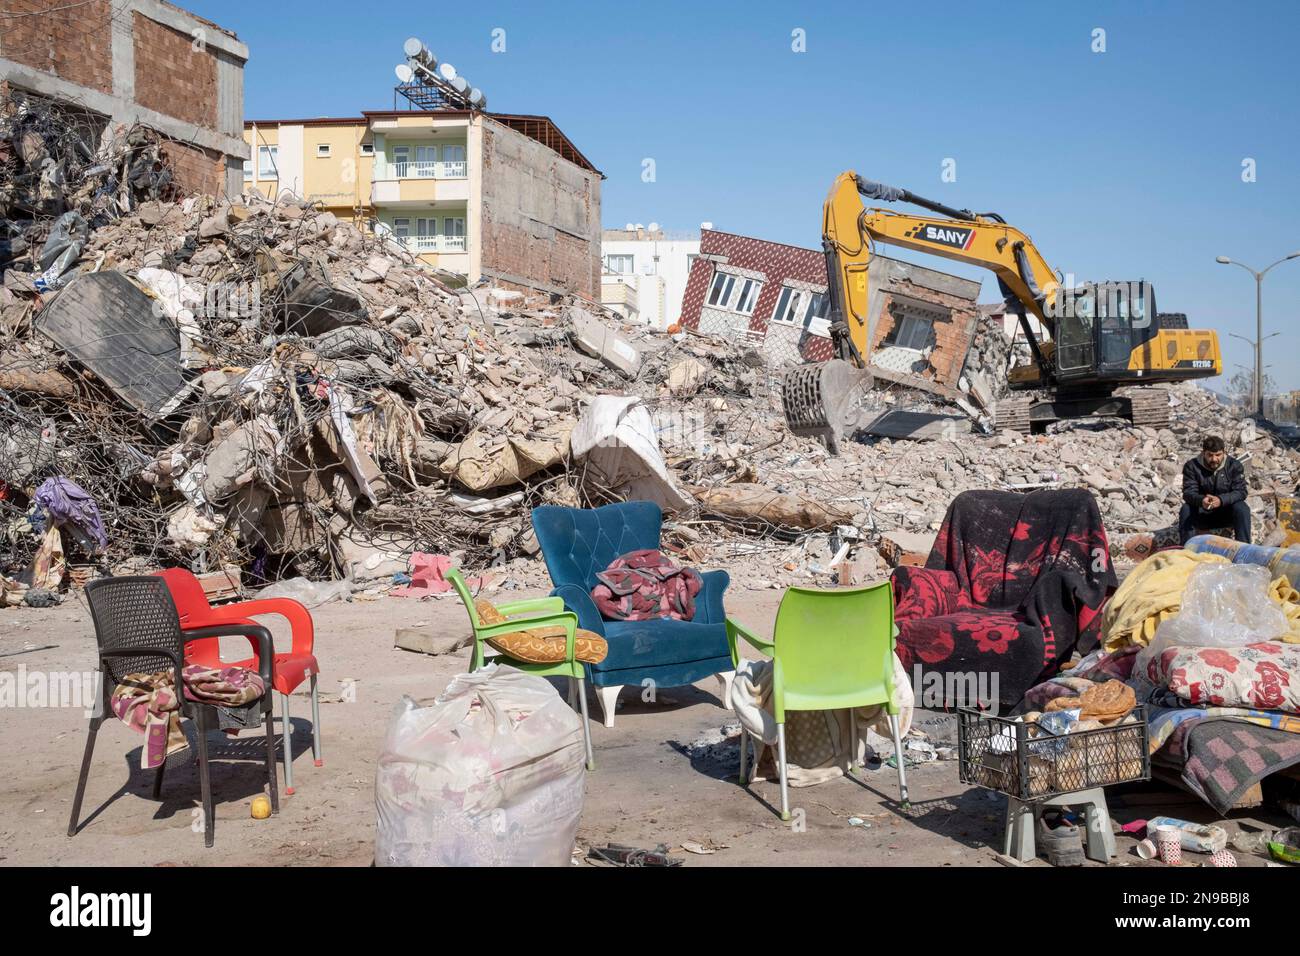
left=787, top=170, right=1221, bottom=450
left=823, top=170, right=1060, bottom=379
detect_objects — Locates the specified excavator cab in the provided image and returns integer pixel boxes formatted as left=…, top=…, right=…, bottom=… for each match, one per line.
left=1052, top=281, right=1160, bottom=382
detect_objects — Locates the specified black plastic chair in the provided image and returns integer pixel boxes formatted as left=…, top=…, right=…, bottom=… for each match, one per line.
left=68, top=576, right=279, bottom=847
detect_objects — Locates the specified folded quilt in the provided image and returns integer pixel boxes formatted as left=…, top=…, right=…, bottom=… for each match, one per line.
left=1142, top=641, right=1300, bottom=712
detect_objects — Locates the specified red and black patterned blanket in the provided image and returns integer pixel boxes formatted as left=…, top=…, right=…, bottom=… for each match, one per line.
left=892, top=489, right=1116, bottom=709
left=592, top=549, right=703, bottom=622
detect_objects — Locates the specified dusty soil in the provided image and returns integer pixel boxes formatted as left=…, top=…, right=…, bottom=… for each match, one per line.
left=0, top=583, right=1288, bottom=867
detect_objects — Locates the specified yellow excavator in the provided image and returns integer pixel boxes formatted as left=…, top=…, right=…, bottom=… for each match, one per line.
left=783, top=172, right=1222, bottom=450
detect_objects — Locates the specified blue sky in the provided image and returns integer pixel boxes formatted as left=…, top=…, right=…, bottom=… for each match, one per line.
left=194, top=0, right=1300, bottom=390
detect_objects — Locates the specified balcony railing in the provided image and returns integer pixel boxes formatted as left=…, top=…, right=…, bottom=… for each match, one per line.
left=390, top=160, right=468, bottom=180
left=399, top=235, right=468, bottom=254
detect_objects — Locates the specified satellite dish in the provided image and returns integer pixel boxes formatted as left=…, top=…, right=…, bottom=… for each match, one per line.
left=648, top=222, right=660, bottom=232
left=394, top=63, right=414, bottom=83
left=438, top=62, right=457, bottom=81
left=450, top=76, right=469, bottom=94
left=403, top=37, right=424, bottom=58
left=624, top=222, right=635, bottom=231
left=468, top=88, right=486, bottom=109
left=635, top=223, right=644, bottom=230
left=700, top=221, right=713, bottom=230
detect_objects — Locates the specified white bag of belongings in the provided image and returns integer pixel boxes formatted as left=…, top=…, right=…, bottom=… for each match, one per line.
left=375, top=664, right=586, bottom=866
left=1137, top=563, right=1290, bottom=673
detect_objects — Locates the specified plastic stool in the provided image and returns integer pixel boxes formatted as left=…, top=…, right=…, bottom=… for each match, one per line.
left=1003, top=787, right=1116, bottom=864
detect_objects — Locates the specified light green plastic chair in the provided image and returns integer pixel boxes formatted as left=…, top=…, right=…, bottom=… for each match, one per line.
left=726, top=581, right=909, bottom=820
left=446, top=567, right=595, bottom=770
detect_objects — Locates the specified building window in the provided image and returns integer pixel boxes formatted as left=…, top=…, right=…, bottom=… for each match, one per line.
left=708, top=272, right=736, bottom=307
left=605, top=254, right=634, bottom=275
left=316, top=144, right=331, bottom=158
left=891, top=311, right=936, bottom=350
left=242, top=159, right=253, bottom=180
left=360, top=143, right=375, bottom=156
left=442, top=145, right=466, bottom=163
left=772, top=286, right=802, bottom=325
left=734, top=278, right=762, bottom=315
left=444, top=217, right=465, bottom=237
left=257, top=145, right=278, bottom=178
left=392, top=218, right=411, bottom=239
left=803, top=291, right=830, bottom=336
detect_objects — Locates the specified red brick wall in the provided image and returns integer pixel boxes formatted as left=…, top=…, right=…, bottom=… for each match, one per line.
left=0, top=0, right=114, bottom=93
left=132, top=11, right=218, bottom=128
left=480, top=125, right=600, bottom=297
left=159, top=138, right=224, bottom=196
left=873, top=279, right=979, bottom=385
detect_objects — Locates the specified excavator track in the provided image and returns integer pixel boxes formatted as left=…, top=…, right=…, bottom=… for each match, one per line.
left=994, top=395, right=1034, bottom=434
left=1125, top=387, right=1171, bottom=429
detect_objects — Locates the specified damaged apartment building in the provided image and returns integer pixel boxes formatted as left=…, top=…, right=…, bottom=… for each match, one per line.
left=0, top=0, right=249, bottom=195
left=679, top=228, right=983, bottom=400
left=244, top=76, right=603, bottom=296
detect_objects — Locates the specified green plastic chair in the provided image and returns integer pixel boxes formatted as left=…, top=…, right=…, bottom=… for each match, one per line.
left=446, top=568, right=595, bottom=770
left=726, top=581, right=909, bottom=820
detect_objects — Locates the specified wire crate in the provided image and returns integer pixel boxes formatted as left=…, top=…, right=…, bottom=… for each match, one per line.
left=957, top=705, right=1150, bottom=801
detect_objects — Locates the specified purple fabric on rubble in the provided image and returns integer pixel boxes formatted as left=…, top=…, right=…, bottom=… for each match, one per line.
left=33, top=477, right=107, bottom=551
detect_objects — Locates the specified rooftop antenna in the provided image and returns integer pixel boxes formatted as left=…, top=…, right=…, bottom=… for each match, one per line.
left=395, top=38, right=487, bottom=113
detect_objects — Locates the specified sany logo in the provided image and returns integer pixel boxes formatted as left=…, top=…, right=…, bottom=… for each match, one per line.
left=908, top=223, right=975, bottom=251
left=49, top=886, right=151, bottom=936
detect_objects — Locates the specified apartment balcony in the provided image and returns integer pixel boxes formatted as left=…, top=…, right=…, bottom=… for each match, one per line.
left=400, top=235, right=467, bottom=254
left=390, top=160, right=468, bottom=180
left=372, top=162, right=470, bottom=205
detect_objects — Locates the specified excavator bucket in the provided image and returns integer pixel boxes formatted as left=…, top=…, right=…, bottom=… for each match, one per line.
left=781, top=359, right=874, bottom=454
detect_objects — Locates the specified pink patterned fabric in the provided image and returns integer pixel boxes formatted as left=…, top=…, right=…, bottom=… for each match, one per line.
left=1145, top=641, right=1300, bottom=712
left=591, top=549, right=703, bottom=622
left=111, top=665, right=266, bottom=769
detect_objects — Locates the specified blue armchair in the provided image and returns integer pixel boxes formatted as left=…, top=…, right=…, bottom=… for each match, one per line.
left=531, top=501, right=735, bottom=727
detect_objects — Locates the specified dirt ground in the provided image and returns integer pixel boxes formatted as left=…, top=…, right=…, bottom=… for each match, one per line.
left=0, top=583, right=1289, bottom=867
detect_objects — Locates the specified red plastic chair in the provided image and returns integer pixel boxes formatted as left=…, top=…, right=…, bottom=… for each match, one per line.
left=156, top=568, right=322, bottom=795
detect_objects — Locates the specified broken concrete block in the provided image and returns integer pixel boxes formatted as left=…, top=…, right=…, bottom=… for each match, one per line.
left=354, top=255, right=393, bottom=283
left=879, top=531, right=937, bottom=568
left=394, top=625, right=472, bottom=657
left=569, top=307, right=641, bottom=378
left=35, top=271, right=185, bottom=419
left=666, top=357, right=708, bottom=396
left=691, top=483, right=858, bottom=531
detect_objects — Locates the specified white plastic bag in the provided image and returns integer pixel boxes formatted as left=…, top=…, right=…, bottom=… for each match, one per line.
left=1138, top=564, right=1288, bottom=672
left=375, top=664, right=586, bottom=867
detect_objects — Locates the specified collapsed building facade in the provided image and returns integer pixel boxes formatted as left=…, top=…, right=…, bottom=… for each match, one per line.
left=678, top=228, right=985, bottom=403
left=0, top=0, right=249, bottom=196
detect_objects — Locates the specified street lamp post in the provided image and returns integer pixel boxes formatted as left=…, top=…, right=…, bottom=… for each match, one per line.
left=1227, top=332, right=1280, bottom=412
left=1216, top=251, right=1300, bottom=418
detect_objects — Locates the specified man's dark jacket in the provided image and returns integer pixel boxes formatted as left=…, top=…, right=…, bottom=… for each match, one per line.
left=1182, top=455, right=1247, bottom=510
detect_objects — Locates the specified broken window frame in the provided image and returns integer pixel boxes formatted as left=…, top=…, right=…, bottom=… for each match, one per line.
left=886, top=303, right=938, bottom=352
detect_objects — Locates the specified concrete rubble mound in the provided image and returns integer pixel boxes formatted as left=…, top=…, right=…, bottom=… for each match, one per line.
left=2, top=89, right=1295, bottom=600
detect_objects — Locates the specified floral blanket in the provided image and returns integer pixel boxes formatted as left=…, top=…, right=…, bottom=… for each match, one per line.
left=893, top=489, right=1116, bottom=708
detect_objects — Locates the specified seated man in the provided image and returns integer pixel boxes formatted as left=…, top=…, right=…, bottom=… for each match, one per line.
left=1179, top=434, right=1250, bottom=544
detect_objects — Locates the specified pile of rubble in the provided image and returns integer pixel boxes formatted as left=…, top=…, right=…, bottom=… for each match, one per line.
left=1, top=86, right=1295, bottom=605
